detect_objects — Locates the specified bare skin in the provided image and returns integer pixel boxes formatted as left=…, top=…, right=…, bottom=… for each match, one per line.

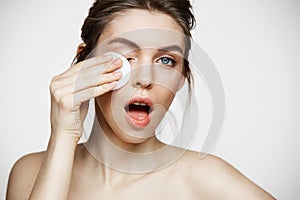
left=7, top=146, right=274, bottom=200
left=6, top=10, right=275, bottom=200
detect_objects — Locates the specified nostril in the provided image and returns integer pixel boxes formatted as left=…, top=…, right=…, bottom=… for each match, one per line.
left=136, top=81, right=142, bottom=87
left=135, top=81, right=152, bottom=89
left=144, top=83, right=152, bottom=89
left=132, top=65, right=154, bottom=89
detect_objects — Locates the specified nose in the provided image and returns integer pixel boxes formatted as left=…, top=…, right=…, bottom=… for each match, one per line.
left=132, top=64, right=154, bottom=89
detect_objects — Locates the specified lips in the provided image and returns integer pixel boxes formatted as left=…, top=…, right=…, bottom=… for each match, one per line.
left=124, top=97, right=153, bottom=128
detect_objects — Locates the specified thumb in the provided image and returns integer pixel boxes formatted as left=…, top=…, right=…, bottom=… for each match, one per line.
left=80, top=100, right=90, bottom=122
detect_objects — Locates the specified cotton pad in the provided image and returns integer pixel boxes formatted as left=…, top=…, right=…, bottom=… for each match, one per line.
left=105, top=52, right=131, bottom=90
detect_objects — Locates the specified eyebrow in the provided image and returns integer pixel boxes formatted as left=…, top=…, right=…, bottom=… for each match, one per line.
left=160, top=45, right=184, bottom=55
left=108, top=38, right=140, bottom=49
left=108, top=37, right=184, bottom=55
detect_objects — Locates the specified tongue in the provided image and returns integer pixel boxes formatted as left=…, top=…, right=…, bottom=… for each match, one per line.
left=128, top=110, right=148, bottom=120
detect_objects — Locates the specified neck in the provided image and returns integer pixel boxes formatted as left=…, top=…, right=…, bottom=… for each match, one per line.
left=84, top=118, right=184, bottom=174
left=83, top=102, right=185, bottom=174
left=84, top=116, right=162, bottom=172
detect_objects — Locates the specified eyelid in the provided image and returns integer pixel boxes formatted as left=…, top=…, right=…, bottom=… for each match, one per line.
left=156, top=55, right=176, bottom=63
left=118, top=53, right=178, bottom=65
left=155, top=56, right=177, bottom=67
left=124, top=55, right=137, bottom=63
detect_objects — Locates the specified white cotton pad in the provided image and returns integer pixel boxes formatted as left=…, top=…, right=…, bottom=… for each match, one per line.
left=105, top=52, right=131, bottom=90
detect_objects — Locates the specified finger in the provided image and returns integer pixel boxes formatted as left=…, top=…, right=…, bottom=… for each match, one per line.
left=80, top=101, right=89, bottom=122
left=71, top=71, right=122, bottom=93
left=60, top=54, right=114, bottom=78
left=78, top=58, right=122, bottom=77
left=82, top=54, right=114, bottom=67
left=52, top=70, right=121, bottom=96
left=76, top=58, right=123, bottom=78
left=102, top=58, right=123, bottom=74
left=77, top=56, right=124, bottom=75
left=51, top=58, right=122, bottom=91
left=73, top=82, right=117, bottom=105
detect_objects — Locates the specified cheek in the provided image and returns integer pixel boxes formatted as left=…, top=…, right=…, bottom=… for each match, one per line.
left=155, top=87, right=175, bottom=109
left=96, top=91, right=126, bottom=126
left=151, top=66, right=185, bottom=94
left=96, top=92, right=113, bottom=116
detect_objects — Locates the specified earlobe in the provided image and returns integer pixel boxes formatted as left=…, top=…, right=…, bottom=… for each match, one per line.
left=76, top=43, right=86, bottom=55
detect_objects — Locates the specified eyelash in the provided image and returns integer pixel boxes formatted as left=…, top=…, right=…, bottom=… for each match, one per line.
left=157, top=56, right=177, bottom=67
left=125, top=56, right=177, bottom=67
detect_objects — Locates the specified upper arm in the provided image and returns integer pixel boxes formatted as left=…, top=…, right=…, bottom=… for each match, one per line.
left=6, top=153, right=44, bottom=200
left=211, top=156, right=275, bottom=199
left=187, top=153, right=275, bottom=199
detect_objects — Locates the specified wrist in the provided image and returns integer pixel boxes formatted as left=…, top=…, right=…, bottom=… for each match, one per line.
left=49, top=131, right=80, bottom=148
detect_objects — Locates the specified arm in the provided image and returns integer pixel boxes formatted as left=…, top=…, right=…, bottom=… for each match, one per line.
left=189, top=154, right=276, bottom=199
left=28, top=136, right=78, bottom=200
left=213, top=156, right=276, bottom=199
left=6, top=54, right=122, bottom=200
left=6, top=153, right=44, bottom=200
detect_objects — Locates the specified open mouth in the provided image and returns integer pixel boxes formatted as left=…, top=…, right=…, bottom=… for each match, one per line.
left=124, top=97, right=153, bottom=128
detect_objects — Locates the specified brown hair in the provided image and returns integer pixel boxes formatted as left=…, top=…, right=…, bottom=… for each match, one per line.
left=75, top=0, right=196, bottom=90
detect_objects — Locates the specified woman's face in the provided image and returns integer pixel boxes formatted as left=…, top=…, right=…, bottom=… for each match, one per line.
left=94, top=9, right=187, bottom=143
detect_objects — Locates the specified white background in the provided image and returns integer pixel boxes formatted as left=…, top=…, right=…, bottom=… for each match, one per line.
left=1, top=0, right=299, bottom=199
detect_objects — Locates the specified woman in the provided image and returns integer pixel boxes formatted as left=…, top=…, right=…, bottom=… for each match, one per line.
left=6, top=0, right=275, bottom=199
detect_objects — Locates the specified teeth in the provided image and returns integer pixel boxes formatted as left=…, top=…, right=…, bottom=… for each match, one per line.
left=133, top=102, right=147, bottom=106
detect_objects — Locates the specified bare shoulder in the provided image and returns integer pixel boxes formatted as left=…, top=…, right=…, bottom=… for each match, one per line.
left=6, top=151, right=45, bottom=199
left=176, top=150, right=275, bottom=199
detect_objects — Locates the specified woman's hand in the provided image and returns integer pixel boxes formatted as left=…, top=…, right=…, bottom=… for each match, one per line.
left=25, top=55, right=123, bottom=200
left=49, top=55, right=122, bottom=143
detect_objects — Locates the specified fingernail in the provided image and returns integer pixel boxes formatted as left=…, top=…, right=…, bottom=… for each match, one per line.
left=113, top=71, right=122, bottom=77
left=104, top=54, right=113, bottom=61
left=113, top=58, right=122, bottom=65
left=110, top=81, right=117, bottom=87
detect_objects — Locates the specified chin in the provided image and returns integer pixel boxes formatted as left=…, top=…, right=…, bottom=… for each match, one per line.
left=114, top=130, right=151, bottom=144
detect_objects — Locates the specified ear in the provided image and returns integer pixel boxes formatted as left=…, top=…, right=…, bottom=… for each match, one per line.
left=76, top=43, right=86, bottom=55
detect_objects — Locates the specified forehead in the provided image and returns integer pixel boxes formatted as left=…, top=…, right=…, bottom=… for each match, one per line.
left=97, top=9, right=186, bottom=51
